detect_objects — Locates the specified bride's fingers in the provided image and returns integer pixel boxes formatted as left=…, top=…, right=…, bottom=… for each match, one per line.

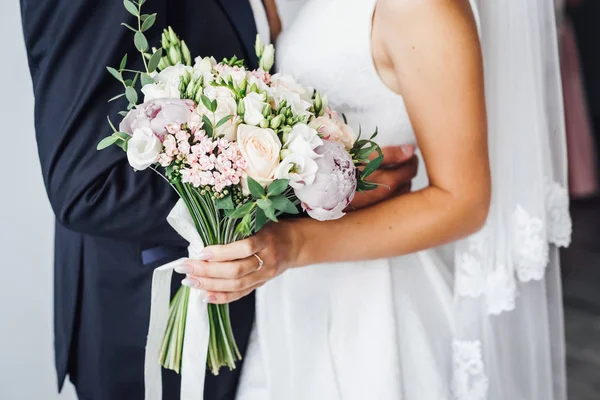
left=181, top=257, right=259, bottom=279
left=200, top=235, right=266, bottom=262
left=182, top=271, right=265, bottom=293
left=204, top=282, right=264, bottom=305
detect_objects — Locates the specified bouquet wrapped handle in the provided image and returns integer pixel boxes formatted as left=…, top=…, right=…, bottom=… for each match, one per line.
left=145, top=200, right=209, bottom=400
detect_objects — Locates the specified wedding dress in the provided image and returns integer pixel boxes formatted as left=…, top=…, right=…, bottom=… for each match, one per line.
left=236, top=0, right=572, bottom=399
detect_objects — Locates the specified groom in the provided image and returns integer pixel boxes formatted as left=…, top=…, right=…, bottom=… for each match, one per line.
left=20, top=0, right=417, bottom=399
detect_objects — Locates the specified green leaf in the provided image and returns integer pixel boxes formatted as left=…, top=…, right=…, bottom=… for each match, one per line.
left=123, top=0, right=139, bottom=16
left=234, top=213, right=253, bottom=237
left=139, top=0, right=146, bottom=6
left=215, top=115, right=233, bottom=129
left=270, top=195, right=299, bottom=215
left=134, top=31, right=149, bottom=53
left=215, top=195, right=235, bottom=210
left=97, top=135, right=118, bottom=150
left=141, top=13, right=156, bottom=32
left=201, top=114, right=214, bottom=137
left=107, top=115, right=120, bottom=133
left=106, top=66, right=123, bottom=82
left=121, top=23, right=137, bottom=32
left=120, top=54, right=128, bottom=70
left=263, top=206, right=278, bottom=222
left=118, top=111, right=129, bottom=117
left=369, top=127, right=378, bottom=140
left=361, top=154, right=383, bottom=179
left=211, top=99, right=218, bottom=113
left=256, top=198, right=272, bottom=210
left=357, top=180, right=379, bottom=192
left=125, top=86, right=138, bottom=105
left=108, top=93, right=125, bottom=103
left=267, top=179, right=289, bottom=197
left=147, top=49, right=162, bottom=73
left=247, top=177, right=265, bottom=198
left=115, top=131, right=130, bottom=141
left=141, top=73, right=155, bottom=86
left=200, top=94, right=214, bottom=112
left=229, top=202, right=255, bottom=219
left=254, top=208, right=267, bottom=232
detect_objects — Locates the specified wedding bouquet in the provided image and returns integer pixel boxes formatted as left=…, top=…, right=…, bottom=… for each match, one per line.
left=98, top=0, right=382, bottom=376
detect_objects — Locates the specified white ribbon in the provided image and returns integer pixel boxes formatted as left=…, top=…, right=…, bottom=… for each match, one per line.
left=144, top=199, right=209, bottom=400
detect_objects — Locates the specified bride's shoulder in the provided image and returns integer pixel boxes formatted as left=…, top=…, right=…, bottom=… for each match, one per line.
left=376, top=0, right=476, bottom=28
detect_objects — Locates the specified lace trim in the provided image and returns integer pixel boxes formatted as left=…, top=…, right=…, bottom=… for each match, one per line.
left=455, top=179, right=572, bottom=314
left=452, top=340, right=489, bottom=400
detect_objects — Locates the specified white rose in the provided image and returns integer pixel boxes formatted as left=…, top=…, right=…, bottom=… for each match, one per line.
left=242, top=92, right=267, bottom=126
left=285, top=124, right=323, bottom=158
left=237, top=124, right=281, bottom=192
left=275, top=153, right=319, bottom=189
left=270, top=74, right=311, bottom=100
left=141, top=83, right=181, bottom=102
left=126, top=126, right=162, bottom=170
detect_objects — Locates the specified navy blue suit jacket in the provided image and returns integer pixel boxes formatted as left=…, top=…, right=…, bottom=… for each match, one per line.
left=20, top=0, right=259, bottom=398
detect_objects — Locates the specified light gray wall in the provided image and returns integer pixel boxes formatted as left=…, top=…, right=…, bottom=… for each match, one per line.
left=0, top=2, right=302, bottom=398
left=0, top=2, right=76, bottom=399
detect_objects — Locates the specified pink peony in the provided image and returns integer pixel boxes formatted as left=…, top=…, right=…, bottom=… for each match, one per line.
left=119, top=98, right=195, bottom=141
left=294, top=141, right=357, bottom=221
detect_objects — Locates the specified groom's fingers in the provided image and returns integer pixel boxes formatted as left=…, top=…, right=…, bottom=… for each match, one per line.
left=378, top=144, right=415, bottom=165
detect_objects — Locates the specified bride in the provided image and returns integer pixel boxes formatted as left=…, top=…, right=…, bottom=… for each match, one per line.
left=182, top=0, right=571, bottom=398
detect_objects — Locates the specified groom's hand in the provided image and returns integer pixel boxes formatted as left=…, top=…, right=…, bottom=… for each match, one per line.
left=348, top=144, right=418, bottom=211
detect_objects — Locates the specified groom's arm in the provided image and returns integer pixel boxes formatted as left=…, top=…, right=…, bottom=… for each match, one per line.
left=21, top=0, right=184, bottom=246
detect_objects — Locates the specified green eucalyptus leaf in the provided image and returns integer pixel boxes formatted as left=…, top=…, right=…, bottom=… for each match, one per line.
left=97, top=135, right=118, bottom=150
left=108, top=93, right=125, bottom=103
left=118, top=111, right=129, bottom=117
left=254, top=208, right=267, bottom=232
left=200, top=94, right=213, bottom=112
left=256, top=198, right=272, bottom=210
left=270, top=195, right=299, bottom=215
left=263, top=206, right=278, bottom=222
left=147, top=49, right=163, bottom=73
left=106, top=67, right=123, bottom=82
left=215, top=195, right=235, bottom=210
left=120, top=54, right=128, bottom=70
left=141, top=13, right=156, bottom=32
left=134, top=31, right=149, bottom=53
left=123, top=0, right=139, bottom=17
left=229, top=202, right=255, bottom=219
left=201, top=114, right=214, bottom=137
left=140, top=73, right=155, bottom=86
left=125, top=86, right=138, bottom=105
left=247, top=177, right=265, bottom=198
left=267, top=179, right=289, bottom=197
left=361, top=154, right=383, bottom=179
left=139, top=0, right=146, bottom=6
left=115, top=131, right=130, bottom=141
left=210, top=99, right=218, bottom=113
left=215, top=115, right=233, bottom=129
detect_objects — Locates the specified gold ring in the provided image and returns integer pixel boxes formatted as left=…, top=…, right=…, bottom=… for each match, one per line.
left=253, top=253, right=264, bottom=271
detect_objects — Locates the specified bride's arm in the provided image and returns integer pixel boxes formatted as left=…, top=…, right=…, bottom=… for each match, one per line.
left=179, top=0, right=489, bottom=303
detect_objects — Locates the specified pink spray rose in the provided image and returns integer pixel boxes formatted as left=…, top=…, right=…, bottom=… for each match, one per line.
left=294, top=141, right=357, bottom=221
left=309, top=111, right=356, bottom=150
left=119, top=98, right=195, bottom=141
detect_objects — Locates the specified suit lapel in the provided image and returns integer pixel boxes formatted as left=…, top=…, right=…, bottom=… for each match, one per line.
left=217, top=0, right=259, bottom=68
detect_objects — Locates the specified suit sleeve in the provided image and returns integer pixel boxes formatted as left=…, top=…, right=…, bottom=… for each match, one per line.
left=21, top=0, right=185, bottom=246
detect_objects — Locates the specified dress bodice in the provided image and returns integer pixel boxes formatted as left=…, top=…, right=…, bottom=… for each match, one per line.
left=276, top=0, right=416, bottom=148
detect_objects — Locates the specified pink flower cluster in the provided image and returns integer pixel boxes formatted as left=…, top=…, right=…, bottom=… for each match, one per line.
left=159, top=124, right=248, bottom=193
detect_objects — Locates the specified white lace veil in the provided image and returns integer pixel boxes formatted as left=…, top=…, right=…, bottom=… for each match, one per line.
left=451, top=1, right=572, bottom=399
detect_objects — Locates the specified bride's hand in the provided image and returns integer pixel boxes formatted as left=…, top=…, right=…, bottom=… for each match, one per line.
left=348, top=144, right=418, bottom=210
left=177, top=220, right=303, bottom=304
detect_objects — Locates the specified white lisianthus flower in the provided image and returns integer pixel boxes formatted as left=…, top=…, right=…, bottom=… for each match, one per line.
left=141, top=63, right=193, bottom=101
left=237, top=124, right=281, bottom=193
left=194, top=56, right=216, bottom=74
left=284, top=124, right=323, bottom=158
left=194, top=86, right=239, bottom=140
left=126, top=126, right=162, bottom=170
left=243, top=92, right=267, bottom=126
left=275, top=153, right=319, bottom=189
left=270, top=74, right=312, bottom=101
left=269, top=74, right=313, bottom=116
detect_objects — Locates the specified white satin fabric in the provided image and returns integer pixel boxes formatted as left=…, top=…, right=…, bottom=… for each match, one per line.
left=237, top=0, right=571, bottom=399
